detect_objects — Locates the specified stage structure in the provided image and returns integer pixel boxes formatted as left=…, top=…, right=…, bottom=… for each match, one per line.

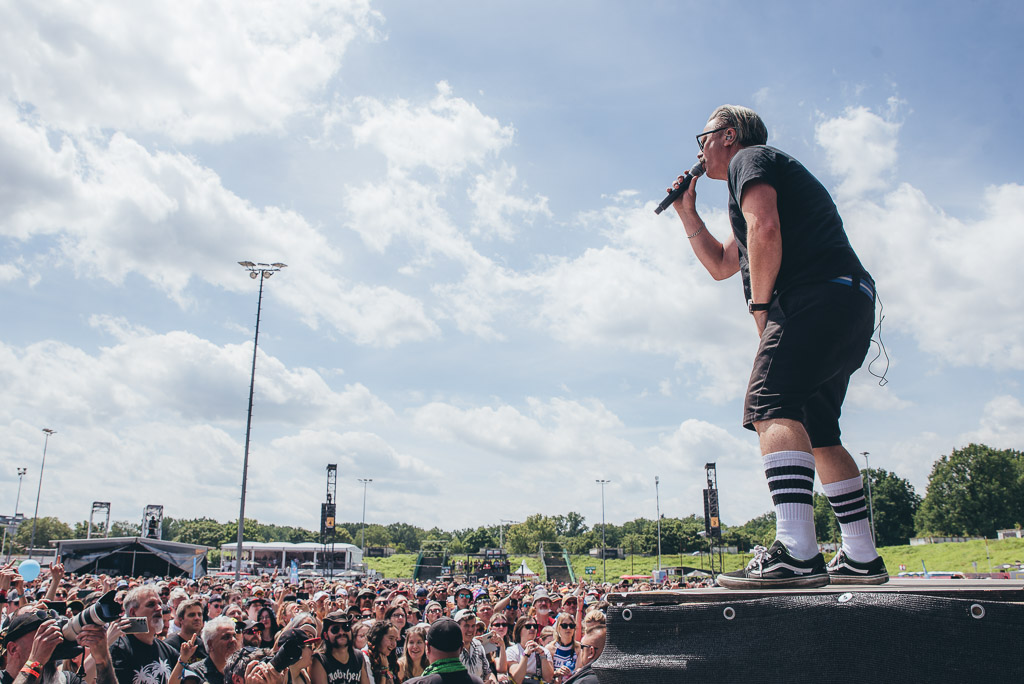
left=142, top=504, right=163, bottom=540
left=595, top=581, right=1024, bottom=681
left=321, top=464, right=338, bottom=579
left=55, top=537, right=208, bottom=577
left=88, top=502, right=111, bottom=539
left=702, top=463, right=723, bottom=575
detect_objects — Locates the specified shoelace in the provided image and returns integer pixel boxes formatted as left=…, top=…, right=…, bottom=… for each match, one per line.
left=746, top=545, right=769, bottom=573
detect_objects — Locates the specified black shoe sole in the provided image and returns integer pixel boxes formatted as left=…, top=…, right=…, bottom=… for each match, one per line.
left=716, top=572, right=830, bottom=590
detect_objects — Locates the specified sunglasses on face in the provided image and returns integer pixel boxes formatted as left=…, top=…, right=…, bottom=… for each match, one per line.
left=559, top=623, right=576, bottom=630
left=492, top=623, right=508, bottom=628
left=328, top=624, right=351, bottom=634
left=523, top=624, right=538, bottom=630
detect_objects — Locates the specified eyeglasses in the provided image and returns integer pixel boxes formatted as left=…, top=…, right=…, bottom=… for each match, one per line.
left=457, top=594, right=472, bottom=599
left=523, top=624, right=538, bottom=630
left=696, top=125, right=732, bottom=151
left=559, top=623, right=576, bottom=630
left=492, top=623, right=508, bottom=628
left=327, top=624, right=351, bottom=634
left=581, top=643, right=598, bottom=654
left=426, top=607, right=442, bottom=614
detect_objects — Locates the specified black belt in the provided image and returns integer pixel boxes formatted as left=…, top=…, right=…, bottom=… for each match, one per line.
left=829, top=275, right=875, bottom=302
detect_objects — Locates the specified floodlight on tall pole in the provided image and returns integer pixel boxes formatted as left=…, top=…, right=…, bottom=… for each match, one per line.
left=861, top=451, right=876, bottom=541
left=29, top=429, right=56, bottom=560
left=596, top=479, right=610, bottom=583
left=235, top=261, right=287, bottom=581
left=655, top=476, right=662, bottom=573
left=358, top=479, right=372, bottom=554
left=2, top=467, right=28, bottom=562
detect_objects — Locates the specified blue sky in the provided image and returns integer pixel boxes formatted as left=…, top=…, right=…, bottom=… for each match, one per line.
left=2, top=1, right=1023, bottom=537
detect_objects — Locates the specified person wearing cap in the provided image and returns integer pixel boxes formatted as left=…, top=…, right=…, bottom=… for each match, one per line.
left=451, top=588, right=472, bottom=616
left=353, top=590, right=374, bottom=619
left=527, top=590, right=554, bottom=629
left=309, top=612, right=367, bottom=684
left=190, top=617, right=240, bottom=684
left=452, top=611, right=495, bottom=684
left=1, top=611, right=112, bottom=684
left=110, top=586, right=198, bottom=684
left=403, top=618, right=482, bottom=684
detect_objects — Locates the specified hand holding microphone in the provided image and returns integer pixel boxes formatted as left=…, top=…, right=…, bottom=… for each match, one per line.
left=654, top=161, right=705, bottom=215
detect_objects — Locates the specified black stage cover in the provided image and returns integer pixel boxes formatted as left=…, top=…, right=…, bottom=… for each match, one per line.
left=54, top=537, right=210, bottom=578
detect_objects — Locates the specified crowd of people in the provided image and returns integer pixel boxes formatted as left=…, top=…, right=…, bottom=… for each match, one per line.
left=0, top=562, right=616, bottom=684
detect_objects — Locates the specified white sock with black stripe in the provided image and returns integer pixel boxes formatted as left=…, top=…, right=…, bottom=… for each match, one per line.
left=763, top=450, right=818, bottom=560
left=822, top=474, right=878, bottom=562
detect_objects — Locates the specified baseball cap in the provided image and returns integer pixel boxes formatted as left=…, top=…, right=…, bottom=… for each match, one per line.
left=426, top=618, right=464, bottom=652
left=1, top=611, right=47, bottom=646
left=453, top=609, right=476, bottom=623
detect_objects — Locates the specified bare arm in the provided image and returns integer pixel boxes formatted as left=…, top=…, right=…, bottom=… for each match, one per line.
left=741, top=182, right=782, bottom=335
left=672, top=175, right=741, bottom=281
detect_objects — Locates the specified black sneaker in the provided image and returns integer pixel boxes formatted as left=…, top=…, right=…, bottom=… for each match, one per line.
left=826, top=549, right=889, bottom=585
left=716, top=540, right=829, bottom=590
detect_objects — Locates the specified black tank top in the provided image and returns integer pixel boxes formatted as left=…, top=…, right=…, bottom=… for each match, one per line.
left=315, top=650, right=364, bottom=684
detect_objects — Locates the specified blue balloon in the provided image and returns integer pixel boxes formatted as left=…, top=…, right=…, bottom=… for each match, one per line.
left=18, top=559, right=41, bottom=582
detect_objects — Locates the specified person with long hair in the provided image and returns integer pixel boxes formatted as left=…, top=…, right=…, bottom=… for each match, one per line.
left=506, top=616, right=553, bottom=684
left=257, top=605, right=278, bottom=649
left=486, top=612, right=512, bottom=679
left=383, top=604, right=408, bottom=659
left=397, top=623, right=428, bottom=682
left=545, top=613, right=581, bottom=681
left=365, top=620, right=399, bottom=684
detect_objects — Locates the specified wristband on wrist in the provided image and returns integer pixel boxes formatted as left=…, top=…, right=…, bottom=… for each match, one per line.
left=747, top=299, right=770, bottom=313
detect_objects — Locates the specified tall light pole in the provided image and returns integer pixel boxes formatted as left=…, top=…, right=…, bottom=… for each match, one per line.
left=2, top=467, right=28, bottom=561
left=860, top=451, right=876, bottom=541
left=29, top=429, right=56, bottom=560
left=655, top=476, right=662, bottom=573
left=358, top=478, right=372, bottom=555
left=596, top=479, right=610, bottom=583
left=235, top=261, right=287, bottom=581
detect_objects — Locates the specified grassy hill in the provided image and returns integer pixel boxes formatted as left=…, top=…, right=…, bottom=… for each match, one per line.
left=365, top=538, right=1024, bottom=582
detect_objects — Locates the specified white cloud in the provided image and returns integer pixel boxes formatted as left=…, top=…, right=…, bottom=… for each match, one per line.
left=0, top=105, right=439, bottom=347
left=469, top=163, right=551, bottom=241
left=0, top=322, right=395, bottom=430
left=815, top=106, right=901, bottom=198
left=351, top=81, right=515, bottom=178
left=959, top=394, right=1024, bottom=448
left=0, top=0, right=381, bottom=143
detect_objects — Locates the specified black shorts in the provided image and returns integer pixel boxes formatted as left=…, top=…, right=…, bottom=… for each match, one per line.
left=743, top=278, right=875, bottom=447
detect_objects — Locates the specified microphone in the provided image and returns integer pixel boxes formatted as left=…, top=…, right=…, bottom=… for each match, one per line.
left=654, top=161, right=705, bottom=215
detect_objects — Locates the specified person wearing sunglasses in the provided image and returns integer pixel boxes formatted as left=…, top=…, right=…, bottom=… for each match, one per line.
left=668, top=104, right=885, bottom=590
left=422, top=602, right=445, bottom=625
left=506, top=617, right=552, bottom=684
left=545, top=615, right=580, bottom=681
left=310, top=612, right=368, bottom=684
left=560, top=625, right=606, bottom=684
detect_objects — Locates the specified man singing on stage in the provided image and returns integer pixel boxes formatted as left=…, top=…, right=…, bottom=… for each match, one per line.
left=670, top=104, right=887, bottom=588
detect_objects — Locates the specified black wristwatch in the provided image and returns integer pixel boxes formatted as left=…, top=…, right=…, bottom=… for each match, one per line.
left=748, top=299, right=770, bottom=313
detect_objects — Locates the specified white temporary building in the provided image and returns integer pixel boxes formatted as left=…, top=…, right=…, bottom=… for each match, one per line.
left=220, top=541, right=363, bottom=574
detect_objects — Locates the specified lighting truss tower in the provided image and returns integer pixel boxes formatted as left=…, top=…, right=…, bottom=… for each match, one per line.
left=703, top=463, right=722, bottom=575
left=89, top=502, right=111, bottom=539
left=142, top=504, right=163, bottom=540
left=322, top=464, right=337, bottom=578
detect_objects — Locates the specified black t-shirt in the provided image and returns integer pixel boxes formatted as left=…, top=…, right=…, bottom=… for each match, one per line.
left=727, top=145, right=869, bottom=302
left=314, top=650, right=364, bottom=684
left=163, top=634, right=208, bottom=665
left=110, top=635, right=180, bottom=684
left=189, top=657, right=224, bottom=684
